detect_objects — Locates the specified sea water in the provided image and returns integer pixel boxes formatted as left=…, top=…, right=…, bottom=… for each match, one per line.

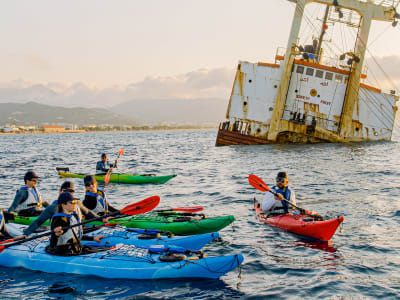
left=0, top=129, right=399, bottom=299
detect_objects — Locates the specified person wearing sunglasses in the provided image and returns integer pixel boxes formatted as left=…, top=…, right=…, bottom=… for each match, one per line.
left=262, top=171, right=296, bottom=214
left=23, top=181, right=109, bottom=237
left=82, top=175, right=118, bottom=215
left=8, top=171, right=50, bottom=216
left=47, top=192, right=104, bottom=256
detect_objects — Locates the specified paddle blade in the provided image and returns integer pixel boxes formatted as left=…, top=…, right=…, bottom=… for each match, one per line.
left=0, top=245, right=4, bottom=253
left=104, top=172, right=111, bottom=185
left=120, top=195, right=160, bottom=215
left=173, top=206, right=203, bottom=213
left=118, top=148, right=124, bottom=156
left=248, top=174, right=270, bottom=192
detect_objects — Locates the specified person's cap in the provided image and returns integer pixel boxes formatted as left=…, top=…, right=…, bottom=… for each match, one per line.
left=101, top=153, right=107, bottom=158
left=276, top=171, right=288, bottom=181
left=84, top=175, right=96, bottom=186
left=57, top=192, right=79, bottom=204
left=60, top=181, right=75, bottom=192
left=24, top=171, right=40, bottom=181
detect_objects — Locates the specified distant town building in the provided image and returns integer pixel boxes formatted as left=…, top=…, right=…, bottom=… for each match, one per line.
left=41, top=125, right=65, bottom=133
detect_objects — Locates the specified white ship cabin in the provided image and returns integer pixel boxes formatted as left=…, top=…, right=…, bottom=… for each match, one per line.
left=226, top=51, right=397, bottom=141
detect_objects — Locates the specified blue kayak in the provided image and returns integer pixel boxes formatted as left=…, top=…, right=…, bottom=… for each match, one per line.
left=0, top=239, right=244, bottom=279
left=7, top=223, right=219, bottom=251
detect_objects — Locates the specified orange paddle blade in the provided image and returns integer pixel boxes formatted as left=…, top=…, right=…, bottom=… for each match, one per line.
left=248, top=174, right=270, bottom=192
left=120, top=195, right=160, bottom=215
left=118, top=148, right=125, bottom=156
left=104, top=172, right=111, bottom=185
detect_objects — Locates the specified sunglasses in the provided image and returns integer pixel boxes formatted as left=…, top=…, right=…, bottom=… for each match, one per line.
left=276, top=178, right=286, bottom=183
left=30, top=179, right=38, bottom=183
left=62, top=189, right=75, bottom=193
left=68, top=200, right=78, bottom=205
left=85, top=182, right=96, bottom=187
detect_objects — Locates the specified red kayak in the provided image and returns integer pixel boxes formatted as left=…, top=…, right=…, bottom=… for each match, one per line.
left=254, top=201, right=343, bottom=242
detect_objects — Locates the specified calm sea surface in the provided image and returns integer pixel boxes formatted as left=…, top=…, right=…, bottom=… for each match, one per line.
left=0, top=129, right=399, bottom=299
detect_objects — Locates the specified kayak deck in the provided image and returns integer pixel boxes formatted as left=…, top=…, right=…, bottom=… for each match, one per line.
left=57, top=170, right=176, bottom=184
left=254, top=201, right=343, bottom=241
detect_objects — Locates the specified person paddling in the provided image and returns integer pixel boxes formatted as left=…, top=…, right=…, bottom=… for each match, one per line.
left=8, top=171, right=50, bottom=216
left=96, top=153, right=117, bottom=174
left=47, top=192, right=104, bottom=256
left=82, top=175, right=118, bottom=215
left=24, top=181, right=109, bottom=236
left=261, top=171, right=297, bottom=214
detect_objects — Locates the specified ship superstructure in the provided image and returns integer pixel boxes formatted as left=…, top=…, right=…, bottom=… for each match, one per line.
left=216, top=0, right=400, bottom=146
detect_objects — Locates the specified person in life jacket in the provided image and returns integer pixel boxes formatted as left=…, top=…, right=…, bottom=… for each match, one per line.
left=261, top=171, right=296, bottom=214
left=0, top=210, right=26, bottom=242
left=8, top=171, right=50, bottom=216
left=82, top=175, right=118, bottom=216
left=96, top=153, right=117, bottom=174
left=48, top=192, right=104, bottom=256
left=24, top=181, right=110, bottom=237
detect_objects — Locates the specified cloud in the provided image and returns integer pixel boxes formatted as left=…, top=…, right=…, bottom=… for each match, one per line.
left=0, top=66, right=235, bottom=108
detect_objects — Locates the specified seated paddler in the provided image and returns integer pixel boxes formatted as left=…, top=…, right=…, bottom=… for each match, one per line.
left=96, top=153, right=117, bottom=174
left=82, top=175, right=118, bottom=216
left=262, top=171, right=297, bottom=214
left=8, top=171, right=50, bottom=217
left=0, top=210, right=26, bottom=242
left=24, top=181, right=109, bottom=237
left=48, top=192, right=104, bottom=256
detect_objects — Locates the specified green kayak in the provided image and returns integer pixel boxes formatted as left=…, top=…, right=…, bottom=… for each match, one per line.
left=10, top=213, right=235, bottom=235
left=56, top=168, right=176, bottom=184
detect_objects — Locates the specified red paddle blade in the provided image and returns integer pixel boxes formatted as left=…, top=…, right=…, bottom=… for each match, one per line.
left=120, top=195, right=160, bottom=215
left=248, top=174, right=270, bottom=192
left=0, top=238, right=15, bottom=244
left=173, top=206, right=204, bottom=213
left=104, top=172, right=111, bottom=185
left=118, top=148, right=124, bottom=156
left=0, top=245, right=4, bottom=253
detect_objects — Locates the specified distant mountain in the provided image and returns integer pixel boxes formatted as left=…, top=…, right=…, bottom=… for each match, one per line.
left=0, top=102, right=137, bottom=126
left=110, top=98, right=228, bottom=126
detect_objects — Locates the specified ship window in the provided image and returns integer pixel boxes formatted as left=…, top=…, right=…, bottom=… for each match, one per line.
left=335, top=74, right=343, bottom=83
left=296, top=66, right=304, bottom=74
left=315, top=70, right=324, bottom=78
left=306, top=68, right=314, bottom=76
left=325, top=72, right=333, bottom=80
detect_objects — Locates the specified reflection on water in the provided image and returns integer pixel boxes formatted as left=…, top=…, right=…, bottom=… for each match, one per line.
left=0, top=130, right=399, bottom=298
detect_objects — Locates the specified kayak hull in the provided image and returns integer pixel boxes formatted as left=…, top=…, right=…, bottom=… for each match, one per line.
left=57, top=170, right=176, bottom=184
left=7, top=223, right=219, bottom=251
left=0, top=241, right=243, bottom=279
left=254, top=201, right=343, bottom=241
left=102, top=214, right=236, bottom=235
left=12, top=214, right=235, bottom=236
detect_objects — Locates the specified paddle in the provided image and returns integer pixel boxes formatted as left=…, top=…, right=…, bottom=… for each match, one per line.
left=248, top=174, right=307, bottom=214
left=104, top=148, right=124, bottom=184
left=153, top=206, right=204, bottom=213
left=0, top=195, right=160, bottom=253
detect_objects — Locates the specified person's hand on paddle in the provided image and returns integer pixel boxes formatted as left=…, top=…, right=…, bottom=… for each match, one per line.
left=93, top=235, right=105, bottom=243
left=14, top=235, right=26, bottom=240
left=102, top=217, right=112, bottom=223
left=275, top=193, right=284, bottom=201
left=54, top=226, right=63, bottom=237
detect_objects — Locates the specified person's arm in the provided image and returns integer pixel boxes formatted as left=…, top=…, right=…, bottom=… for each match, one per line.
left=42, top=201, right=50, bottom=208
left=50, top=216, right=67, bottom=247
left=82, top=195, right=97, bottom=210
left=107, top=204, right=118, bottom=213
left=77, top=201, right=100, bottom=220
left=8, top=190, right=28, bottom=213
left=24, top=204, right=57, bottom=236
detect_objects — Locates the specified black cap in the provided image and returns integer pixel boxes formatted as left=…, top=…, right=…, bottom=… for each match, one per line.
left=101, top=153, right=107, bottom=158
left=57, top=192, right=79, bottom=204
left=24, top=171, right=40, bottom=182
left=276, top=171, right=288, bottom=181
left=60, top=181, right=75, bottom=192
left=84, top=175, right=96, bottom=186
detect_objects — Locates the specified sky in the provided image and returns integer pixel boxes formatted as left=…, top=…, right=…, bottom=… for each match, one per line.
left=0, top=0, right=400, bottom=108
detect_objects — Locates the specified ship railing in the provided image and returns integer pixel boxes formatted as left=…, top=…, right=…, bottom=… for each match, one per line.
left=281, top=109, right=340, bottom=133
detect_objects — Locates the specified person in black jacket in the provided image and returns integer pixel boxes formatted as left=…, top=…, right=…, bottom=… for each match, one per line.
left=48, top=192, right=104, bottom=256
left=82, top=175, right=118, bottom=216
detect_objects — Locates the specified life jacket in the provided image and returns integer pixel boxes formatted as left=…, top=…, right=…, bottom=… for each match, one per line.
left=96, top=161, right=111, bottom=172
left=0, top=211, right=5, bottom=233
left=15, top=186, right=44, bottom=211
left=52, top=211, right=82, bottom=246
left=270, top=186, right=296, bottom=214
left=85, top=190, right=108, bottom=214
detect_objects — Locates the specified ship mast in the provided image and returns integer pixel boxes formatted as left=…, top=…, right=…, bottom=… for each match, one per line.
left=315, top=5, right=329, bottom=64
